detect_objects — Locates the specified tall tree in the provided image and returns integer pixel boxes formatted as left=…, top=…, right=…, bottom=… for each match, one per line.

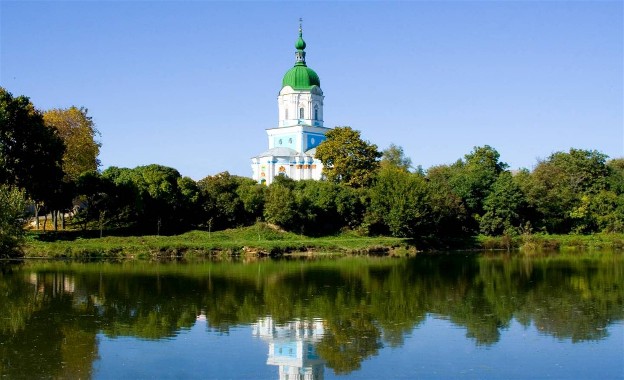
left=478, top=171, right=529, bottom=236
left=521, top=149, right=609, bottom=233
left=43, top=107, right=101, bottom=182
left=367, top=166, right=430, bottom=238
left=381, top=143, right=412, bottom=172
left=315, top=126, right=381, bottom=188
left=0, top=87, right=65, bottom=228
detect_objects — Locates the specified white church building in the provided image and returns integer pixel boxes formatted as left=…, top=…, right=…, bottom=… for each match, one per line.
left=252, top=24, right=329, bottom=185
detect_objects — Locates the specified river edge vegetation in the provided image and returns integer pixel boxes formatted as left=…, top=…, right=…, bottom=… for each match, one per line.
left=2, top=87, right=624, bottom=258
left=19, top=226, right=624, bottom=259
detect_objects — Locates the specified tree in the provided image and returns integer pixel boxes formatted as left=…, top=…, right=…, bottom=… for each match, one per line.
left=315, top=126, right=381, bottom=188
left=43, top=107, right=101, bottom=182
left=0, top=185, right=27, bottom=255
left=521, top=149, right=609, bottom=233
left=451, top=145, right=508, bottom=218
left=381, top=143, right=412, bottom=171
left=0, top=87, right=65, bottom=228
left=425, top=164, right=469, bottom=243
left=478, top=171, right=529, bottom=236
left=263, top=181, right=299, bottom=227
left=367, top=166, right=430, bottom=238
left=197, top=172, right=247, bottom=230
left=103, top=165, right=189, bottom=234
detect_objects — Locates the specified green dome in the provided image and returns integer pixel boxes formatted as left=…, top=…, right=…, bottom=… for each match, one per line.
left=282, top=63, right=320, bottom=90
left=295, top=36, right=306, bottom=50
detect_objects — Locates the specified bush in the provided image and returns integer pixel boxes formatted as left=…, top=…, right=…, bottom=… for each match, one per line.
left=0, top=186, right=27, bottom=256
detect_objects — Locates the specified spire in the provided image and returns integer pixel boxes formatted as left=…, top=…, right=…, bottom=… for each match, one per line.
left=295, top=18, right=306, bottom=65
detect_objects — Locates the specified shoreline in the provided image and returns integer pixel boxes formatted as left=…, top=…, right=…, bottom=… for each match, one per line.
left=13, top=226, right=624, bottom=260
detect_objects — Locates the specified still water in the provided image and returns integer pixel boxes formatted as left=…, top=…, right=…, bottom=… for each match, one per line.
left=0, top=253, right=622, bottom=379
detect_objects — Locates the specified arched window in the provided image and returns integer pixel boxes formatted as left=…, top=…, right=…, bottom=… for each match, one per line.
left=314, top=105, right=319, bottom=120
left=299, top=107, right=304, bottom=119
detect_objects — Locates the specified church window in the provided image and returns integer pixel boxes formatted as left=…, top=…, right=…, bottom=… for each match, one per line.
left=285, top=109, right=288, bottom=119
left=299, top=107, right=304, bottom=119
left=288, top=138, right=292, bottom=144
left=314, top=105, right=319, bottom=120
left=279, top=139, right=282, bottom=145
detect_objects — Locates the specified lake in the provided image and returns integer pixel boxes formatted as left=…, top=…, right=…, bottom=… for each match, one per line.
left=0, top=253, right=622, bottom=379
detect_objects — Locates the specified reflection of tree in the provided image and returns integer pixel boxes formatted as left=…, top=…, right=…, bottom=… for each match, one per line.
left=0, top=254, right=622, bottom=377
left=316, top=308, right=381, bottom=374
left=0, top=270, right=98, bottom=379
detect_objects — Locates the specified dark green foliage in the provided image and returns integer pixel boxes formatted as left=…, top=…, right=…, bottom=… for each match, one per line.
left=521, top=149, right=610, bottom=233
left=367, top=166, right=430, bottom=238
left=478, top=172, right=529, bottom=236
left=197, top=172, right=261, bottom=230
left=264, top=182, right=299, bottom=228
left=0, top=185, right=27, bottom=254
left=102, top=165, right=194, bottom=234
left=0, top=88, right=65, bottom=206
left=449, top=145, right=508, bottom=221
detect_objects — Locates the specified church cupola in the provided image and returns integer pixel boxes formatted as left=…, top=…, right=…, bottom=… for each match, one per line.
left=278, top=20, right=324, bottom=129
left=281, top=20, right=320, bottom=91
left=295, top=22, right=307, bottom=63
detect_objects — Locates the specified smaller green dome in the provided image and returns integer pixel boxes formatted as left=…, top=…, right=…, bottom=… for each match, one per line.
left=295, top=36, right=306, bottom=50
left=282, top=64, right=320, bottom=90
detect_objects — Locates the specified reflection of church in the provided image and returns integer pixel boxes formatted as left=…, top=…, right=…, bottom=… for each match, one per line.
left=251, top=22, right=329, bottom=185
left=252, top=317, right=326, bottom=380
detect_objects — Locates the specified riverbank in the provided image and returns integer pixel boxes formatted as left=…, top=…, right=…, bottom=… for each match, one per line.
left=20, top=224, right=412, bottom=259
left=477, top=232, right=624, bottom=252
left=17, top=224, right=624, bottom=259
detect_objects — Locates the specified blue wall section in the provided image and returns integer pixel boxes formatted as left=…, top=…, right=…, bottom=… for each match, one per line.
left=305, top=133, right=326, bottom=151
left=273, top=134, right=297, bottom=149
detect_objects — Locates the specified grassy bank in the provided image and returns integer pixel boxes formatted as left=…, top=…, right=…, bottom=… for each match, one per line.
left=477, top=232, right=624, bottom=252
left=20, top=223, right=411, bottom=259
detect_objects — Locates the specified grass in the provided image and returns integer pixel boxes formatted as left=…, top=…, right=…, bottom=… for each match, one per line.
left=20, top=223, right=411, bottom=259
left=476, top=232, right=624, bottom=252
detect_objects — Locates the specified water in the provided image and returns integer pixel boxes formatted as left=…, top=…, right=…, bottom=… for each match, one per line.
left=0, top=253, right=622, bottom=379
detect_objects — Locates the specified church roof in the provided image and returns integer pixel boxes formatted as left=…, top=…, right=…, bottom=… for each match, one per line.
left=281, top=23, right=321, bottom=90
left=282, top=65, right=320, bottom=90
left=255, top=147, right=299, bottom=158
left=305, top=147, right=317, bottom=156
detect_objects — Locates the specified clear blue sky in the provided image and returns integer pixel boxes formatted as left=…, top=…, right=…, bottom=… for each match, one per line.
left=2, top=1, right=622, bottom=180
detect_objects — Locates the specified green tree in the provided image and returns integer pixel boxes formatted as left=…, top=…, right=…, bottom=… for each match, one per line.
left=381, top=143, right=412, bottom=171
left=451, top=145, right=508, bottom=219
left=315, top=126, right=381, bottom=188
left=425, top=164, right=469, bottom=244
left=197, top=172, right=247, bottom=230
left=236, top=179, right=267, bottom=221
left=0, top=185, right=27, bottom=255
left=103, top=165, right=189, bottom=234
left=522, top=149, right=609, bottom=233
left=478, top=171, right=529, bottom=236
left=607, top=158, right=624, bottom=194
left=43, top=107, right=101, bottom=182
left=0, top=88, right=65, bottom=229
left=263, top=181, right=299, bottom=228
left=367, top=166, right=430, bottom=238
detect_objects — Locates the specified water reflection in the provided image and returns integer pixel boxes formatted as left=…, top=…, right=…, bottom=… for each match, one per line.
left=0, top=253, right=622, bottom=378
left=253, top=317, right=325, bottom=380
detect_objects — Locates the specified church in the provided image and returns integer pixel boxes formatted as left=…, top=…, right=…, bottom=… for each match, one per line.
left=251, top=23, right=329, bottom=185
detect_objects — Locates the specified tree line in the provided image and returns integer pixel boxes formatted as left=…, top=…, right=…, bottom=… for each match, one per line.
left=1, top=87, right=623, bottom=252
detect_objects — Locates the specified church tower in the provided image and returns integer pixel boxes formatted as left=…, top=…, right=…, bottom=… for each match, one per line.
left=251, top=22, right=329, bottom=185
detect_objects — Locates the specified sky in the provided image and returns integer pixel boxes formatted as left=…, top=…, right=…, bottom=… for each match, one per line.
left=1, top=1, right=622, bottom=180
